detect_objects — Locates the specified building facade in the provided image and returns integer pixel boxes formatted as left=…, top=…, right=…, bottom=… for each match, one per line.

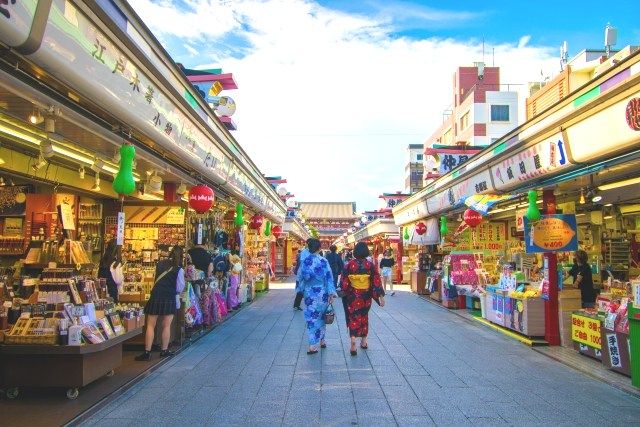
left=404, top=144, right=424, bottom=194
left=298, top=202, right=357, bottom=249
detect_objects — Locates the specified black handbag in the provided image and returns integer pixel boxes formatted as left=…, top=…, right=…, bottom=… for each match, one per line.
left=324, top=303, right=335, bottom=324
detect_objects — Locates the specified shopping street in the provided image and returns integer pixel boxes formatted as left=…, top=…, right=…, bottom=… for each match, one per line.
left=77, top=283, right=640, bottom=427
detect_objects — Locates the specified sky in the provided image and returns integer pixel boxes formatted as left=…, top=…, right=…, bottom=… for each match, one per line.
left=129, top=0, right=640, bottom=212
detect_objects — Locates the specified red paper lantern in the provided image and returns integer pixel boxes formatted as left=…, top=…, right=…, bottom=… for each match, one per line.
left=415, top=222, right=427, bottom=235
left=272, top=225, right=283, bottom=237
left=188, top=185, right=214, bottom=214
left=463, top=209, right=483, bottom=228
left=249, top=214, right=264, bottom=230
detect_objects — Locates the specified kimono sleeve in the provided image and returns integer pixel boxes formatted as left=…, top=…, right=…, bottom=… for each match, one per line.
left=339, top=261, right=352, bottom=292
left=322, top=258, right=337, bottom=296
left=370, top=262, right=385, bottom=299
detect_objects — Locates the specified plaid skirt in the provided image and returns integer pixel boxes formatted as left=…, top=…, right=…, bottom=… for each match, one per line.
left=144, top=296, right=177, bottom=315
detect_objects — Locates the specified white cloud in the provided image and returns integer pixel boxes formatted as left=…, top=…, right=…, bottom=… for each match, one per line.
left=129, top=0, right=558, bottom=211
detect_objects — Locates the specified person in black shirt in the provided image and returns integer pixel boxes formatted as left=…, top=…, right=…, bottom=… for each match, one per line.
left=379, top=249, right=396, bottom=296
left=187, top=245, right=213, bottom=277
left=97, top=239, right=122, bottom=302
left=325, top=245, right=344, bottom=287
left=573, top=250, right=596, bottom=308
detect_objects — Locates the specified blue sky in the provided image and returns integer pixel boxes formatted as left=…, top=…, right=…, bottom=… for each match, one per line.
left=130, top=0, right=639, bottom=212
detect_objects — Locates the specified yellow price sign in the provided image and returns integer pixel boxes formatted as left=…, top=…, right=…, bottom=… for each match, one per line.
left=571, top=314, right=601, bottom=349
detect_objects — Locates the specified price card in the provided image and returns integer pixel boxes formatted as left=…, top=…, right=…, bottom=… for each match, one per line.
left=116, top=212, right=125, bottom=245
left=197, top=223, right=203, bottom=245
left=633, top=281, right=640, bottom=309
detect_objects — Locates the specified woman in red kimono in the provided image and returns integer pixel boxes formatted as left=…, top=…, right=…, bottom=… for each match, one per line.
left=340, top=242, right=385, bottom=356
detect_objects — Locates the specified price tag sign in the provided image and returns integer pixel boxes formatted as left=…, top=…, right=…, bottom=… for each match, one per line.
left=524, top=214, right=578, bottom=253
left=58, top=203, right=75, bottom=230
left=571, top=313, right=602, bottom=349
left=633, top=281, right=640, bottom=309
left=197, top=223, right=203, bottom=245
left=116, top=212, right=125, bottom=245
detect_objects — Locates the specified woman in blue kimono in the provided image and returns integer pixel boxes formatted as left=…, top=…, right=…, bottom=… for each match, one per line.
left=296, top=238, right=337, bottom=354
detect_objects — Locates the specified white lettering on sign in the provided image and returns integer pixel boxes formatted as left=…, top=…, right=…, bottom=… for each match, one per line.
left=606, top=333, right=622, bottom=368
left=197, top=223, right=203, bottom=245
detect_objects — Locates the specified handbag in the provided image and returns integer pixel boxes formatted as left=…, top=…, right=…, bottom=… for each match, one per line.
left=324, top=303, right=335, bottom=324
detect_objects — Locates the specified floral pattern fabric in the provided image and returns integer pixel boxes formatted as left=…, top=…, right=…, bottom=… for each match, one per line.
left=340, top=259, right=385, bottom=338
left=296, top=251, right=337, bottom=346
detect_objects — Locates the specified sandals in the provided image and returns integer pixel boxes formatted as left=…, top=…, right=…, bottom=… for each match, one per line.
left=360, top=344, right=368, bottom=350
left=307, top=349, right=318, bottom=355
left=320, top=343, right=327, bottom=349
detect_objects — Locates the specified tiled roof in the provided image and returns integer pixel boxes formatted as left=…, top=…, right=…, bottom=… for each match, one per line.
left=298, top=202, right=357, bottom=219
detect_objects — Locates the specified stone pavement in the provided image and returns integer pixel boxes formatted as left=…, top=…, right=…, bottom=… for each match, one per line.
left=82, top=283, right=640, bottom=426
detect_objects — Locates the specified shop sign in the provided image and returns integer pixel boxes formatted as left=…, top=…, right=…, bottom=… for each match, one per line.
left=524, top=214, right=578, bottom=254
left=409, top=217, right=439, bottom=245
left=197, top=223, right=203, bottom=245
left=393, top=200, right=428, bottom=226
left=439, top=153, right=472, bottom=175
left=633, top=281, right=640, bottom=309
left=116, top=212, right=125, bottom=246
left=516, top=209, right=526, bottom=231
left=0, top=0, right=38, bottom=48
left=626, top=97, right=640, bottom=131
left=166, top=207, right=185, bottom=225
left=490, top=133, right=570, bottom=192
left=566, top=91, right=640, bottom=162
left=24, top=2, right=243, bottom=187
left=571, top=313, right=601, bottom=349
left=58, top=203, right=75, bottom=231
left=606, top=333, right=623, bottom=368
left=426, top=169, right=493, bottom=215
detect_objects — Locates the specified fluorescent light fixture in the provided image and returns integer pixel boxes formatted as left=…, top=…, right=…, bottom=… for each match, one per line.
left=576, top=213, right=586, bottom=216
left=604, top=215, right=613, bottom=219
left=604, top=203, right=613, bottom=207
left=598, top=176, right=640, bottom=191
left=52, top=145, right=94, bottom=164
left=0, top=123, right=41, bottom=144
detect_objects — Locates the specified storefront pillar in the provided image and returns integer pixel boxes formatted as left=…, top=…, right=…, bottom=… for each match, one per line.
left=396, top=240, right=403, bottom=284
left=543, top=189, right=561, bottom=345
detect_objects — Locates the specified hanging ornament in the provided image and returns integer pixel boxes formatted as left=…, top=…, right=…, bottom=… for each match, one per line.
left=272, top=225, right=283, bottom=238
left=249, top=214, right=264, bottom=230
left=112, top=144, right=136, bottom=196
left=234, top=203, right=244, bottom=226
left=264, top=220, right=272, bottom=236
left=525, top=190, right=542, bottom=222
left=403, top=227, right=410, bottom=240
left=415, top=222, right=427, bottom=236
left=463, top=209, right=483, bottom=228
left=439, top=216, right=449, bottom=236
left=188, top=184, right=215, bottom=214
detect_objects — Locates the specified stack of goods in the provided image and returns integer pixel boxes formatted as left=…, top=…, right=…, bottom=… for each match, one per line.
left=23, top=239, right=91, bottom=265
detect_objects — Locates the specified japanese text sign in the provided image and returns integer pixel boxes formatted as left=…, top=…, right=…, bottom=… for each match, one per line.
left=572, top=314, right=601, bottom=349
left=606, top=333, right=622, bottom=368
left=524, top=214, right=578, bottom=254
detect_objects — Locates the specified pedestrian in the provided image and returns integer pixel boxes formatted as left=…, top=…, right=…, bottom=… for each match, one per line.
left=340, top=242, right=385, bottom=356
left=187, top=243, right=213, bottom=278
left=296, top=238, right=337, bottom=354
left=227, top=254, right=242, bottom=310
left=293, top=240, right=312, bottom=310
left=135, top=246, right=185, bottom=361
left=380, top=248, right=396, bottom=296
left=325, top=244, right=344, bottom=287
left=97, top=239, right=124, bottom=302
left=572, top=250, right=597, bottom=308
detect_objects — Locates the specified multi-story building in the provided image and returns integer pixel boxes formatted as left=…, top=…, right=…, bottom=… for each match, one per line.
left=423, top=63, right=519, bottom=182
left=404, top=144, right=424, bottom=194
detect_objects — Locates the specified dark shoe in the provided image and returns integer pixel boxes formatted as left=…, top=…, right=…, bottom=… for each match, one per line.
left=360, top=344, right=368, bottom=350
left=134, top=351, right=151, bottom=361
left=350, top=349, right=357, bottom=356
left=160, top=349, right=175, bottom=358
left=391, top=291, right=396, bottom=296
left=320, top=343, right=327, bottom=349
left=293, top=306, right=302, bottom=311
left=307, top=349, right=318, bottom=355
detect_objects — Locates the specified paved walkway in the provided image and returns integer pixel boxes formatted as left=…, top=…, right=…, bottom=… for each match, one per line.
left=82, top=283, right=640, bottom=426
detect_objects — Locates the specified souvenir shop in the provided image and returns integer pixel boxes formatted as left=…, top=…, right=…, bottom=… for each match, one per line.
left=0, top=1, right=285, bottom=424
left=276, top=216, right=311, bottom=276
left=393, top=48, right=640, bottom=386
left=350, top=218, right=402, bottom=280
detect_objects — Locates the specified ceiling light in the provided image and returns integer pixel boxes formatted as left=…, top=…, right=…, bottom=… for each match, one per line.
left=598, top=176, right=640, bottom=191
left=113, top=148, right=121, bottom=163
left=579, top=189, right=585, bottom=205
left=0, top=177, right=5, bottom=186
left=41, top=139, right=54, bottom=159
left=604, top=203, right=612, bottom=207
left=44, top=117, right=55, bottom=133
left=91, top=174, right=101, bottom=191
left=0, top=123, right=42, bottom=145
left=604, top=215, right=613, bottom=219
left=28, top=110, right=44, bottom=125
left=78, top=166, right=85, bottom=180
left=176, top=182, right=187, bottom=195
left=147, top=171, right=162, bottom=192
left=32, top=154, right=47, bottom=171
left=52, top=145, right=94, bottom=164
left=591, top=193, right=602, bottom=203
left=90, top=158, right=104, bottom=173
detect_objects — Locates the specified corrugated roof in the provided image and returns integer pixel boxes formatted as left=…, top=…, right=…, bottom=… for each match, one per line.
left=298, top=202, right=357, bottom=219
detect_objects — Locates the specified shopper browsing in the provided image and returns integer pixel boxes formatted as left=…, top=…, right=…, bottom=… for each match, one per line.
left=135, top=246, right=185, bottom=361
left=97, top=239, right=124, bottom=302
left=379, top=249, right=396, bottom=296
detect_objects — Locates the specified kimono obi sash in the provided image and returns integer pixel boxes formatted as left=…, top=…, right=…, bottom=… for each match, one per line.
left=349, top=274, right=370, bottom=290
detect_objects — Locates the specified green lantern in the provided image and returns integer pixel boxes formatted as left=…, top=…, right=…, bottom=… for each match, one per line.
left=525, top=190, right=542, bottom=221
left=112, top=144, right=136, bottom=196
left=264, top=220, right=271, bottom=236
left=403, top=226, right=410, bottom=240
left=234, top=203, right=244, bottom=226
left=439, top=216, right=449, bottom=236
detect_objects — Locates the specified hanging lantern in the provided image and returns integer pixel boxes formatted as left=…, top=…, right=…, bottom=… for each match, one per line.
left=415, top=222, right=427, bottom=235
left=249, top=214, right=264, bottom=230
left=188, top=184, right=215, bottom=214
left=112, top=144, right=136, bottom=196
left=264, top=220, right=272, bottom=236
left=439, top=216, right=449, bottom=236
left=525, top=190, right=542, bottom=221
left=234, top=203, right=244, bottom=226
left=463, top=209, right=483, bottom=228
left=272, top=225, right=283, bottom=237
left=403, top=227, right=410, bottom=240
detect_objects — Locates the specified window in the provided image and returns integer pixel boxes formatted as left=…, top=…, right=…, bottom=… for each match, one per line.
left=459, top=111, right=469, bottom=130
left=491, top=105, right=510, bottom=121
left=442, top=128, right=452, bottom=145
left=416, top=154, right=423, bottom=161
